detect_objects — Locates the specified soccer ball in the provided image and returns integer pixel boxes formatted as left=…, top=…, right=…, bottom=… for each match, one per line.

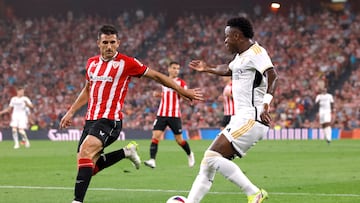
left=166, top=195, right=187, bottom=203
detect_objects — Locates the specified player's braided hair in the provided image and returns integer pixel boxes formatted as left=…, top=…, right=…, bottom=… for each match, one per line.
left=226, top=17, right=254, bottom=39
left=98, top=24, right=118, bottom=39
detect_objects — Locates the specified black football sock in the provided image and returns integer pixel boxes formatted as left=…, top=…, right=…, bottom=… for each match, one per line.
left=180, top=140, right=191, bottom=155
left=93, top=149, right=125, bottom=175
left=74, top=158, right=94, bottom=202
left=149, top=139, right=159, bottom=159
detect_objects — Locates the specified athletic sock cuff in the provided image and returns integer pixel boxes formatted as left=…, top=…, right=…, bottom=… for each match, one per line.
left=78, top=158, right=94, bottom=169
left=151, top=138, right=159, bottom=144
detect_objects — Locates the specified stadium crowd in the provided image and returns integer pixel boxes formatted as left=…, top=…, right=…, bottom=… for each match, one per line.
left=0, top=6, right=359, bottom=131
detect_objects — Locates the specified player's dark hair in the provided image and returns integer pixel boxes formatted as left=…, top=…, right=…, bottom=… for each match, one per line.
left=15, top=83, right=25, bottom=90
left=227, top=17, right=254, bottom=39
left=98, top=24, right=118, bottom=39
left=169, top=61, right=179, bottom=66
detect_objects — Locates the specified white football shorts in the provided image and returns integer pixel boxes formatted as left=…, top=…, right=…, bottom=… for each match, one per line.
left=221, top=117, right=269, bottom=157
left=10, top=114, right=29, bottom=129
left=319, top=111, right=331, bottom=124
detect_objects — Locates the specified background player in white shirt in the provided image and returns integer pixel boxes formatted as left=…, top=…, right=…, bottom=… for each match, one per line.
left=186, top=17, right=278, bottom=203
left=315, top=87, right=334, bottom=144
left=0, top=86, right=33, bottom=149
left=144, top=61, right=195, bottom=169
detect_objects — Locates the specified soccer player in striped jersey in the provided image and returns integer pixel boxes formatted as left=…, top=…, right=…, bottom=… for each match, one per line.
left=144, top=61, right=195, bottom=169
left=0, top=85, right=33, bottom=149
left=220, top=76, right=234, bottom=130
left=59, top=25, right=203, bottom=203
left=315, top=87, right=334, bottom=144
left=186, top=17, right=278, bottom=203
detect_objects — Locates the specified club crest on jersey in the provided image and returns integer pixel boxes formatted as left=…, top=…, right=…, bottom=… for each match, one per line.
left=112, top=61, right=120, bottom=69
left=112, top=59, right=125, bottom=69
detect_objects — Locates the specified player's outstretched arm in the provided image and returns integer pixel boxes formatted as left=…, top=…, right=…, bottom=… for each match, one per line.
left=60, top=82, right=90, bottom=129
left=189, top=60, right=231, bottom=76
left=144, top=68, right=204, bottom=102
left=0, top=105, right=13, bottom=115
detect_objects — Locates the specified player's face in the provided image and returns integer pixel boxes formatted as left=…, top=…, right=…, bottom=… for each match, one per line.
left=97, top=34, right=120, bottom=60
left=168, top=64, right=180, bottom=78
left=224, top=26, right=240, bottom=54
left=17, top=89, right=24, bottom=96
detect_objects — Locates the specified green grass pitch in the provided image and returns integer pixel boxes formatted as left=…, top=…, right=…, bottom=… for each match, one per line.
left=0, top=139, right=359, bottom=203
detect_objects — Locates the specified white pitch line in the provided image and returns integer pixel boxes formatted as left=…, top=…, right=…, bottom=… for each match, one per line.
left=0, top=185, right=360, bottom=197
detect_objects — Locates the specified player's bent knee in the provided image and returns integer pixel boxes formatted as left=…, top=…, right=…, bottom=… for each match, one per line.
left=201, top=150, right=222, bottom=168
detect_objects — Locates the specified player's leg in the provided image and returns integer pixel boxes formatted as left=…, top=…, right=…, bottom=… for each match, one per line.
left=320, top=112, right=332, bottom=144
left=10, top=118, right=20, bottom=149
left=144, top=130, right=162, bottom=168
left=323, top=123, right=332, bottom=143
left=93, top=141, right=140, bottom=175
left=171, top=118, right=195, bottom=167
left=187, top=152, right=216, bottom=203
left=210, top=134, right=260, bottom=195
left=187, top=120, right=268, bottom=203
left=145, top=117, right=166, bottom=168
left=18, top=128, right=30, bottom=148
left=222, top=120, right=269, bottom=203
left=92, top=120, right=140, bottom=174
left=11, top=127, right=19, bottom=149
left=73, top=119, right=114, bottom=202
left=73, top=135, right=102, bottom=203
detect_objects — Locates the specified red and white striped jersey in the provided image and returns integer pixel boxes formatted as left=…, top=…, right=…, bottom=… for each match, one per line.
left=223, top=82, right=235, bottom=116
left=85, top=53, right=148, bottom=121
left=156, top=78, right=187, bottom=117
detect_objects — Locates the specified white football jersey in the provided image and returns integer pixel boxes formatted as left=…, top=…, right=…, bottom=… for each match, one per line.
left=229, top=42, right=274, bottom=120
left=9, top=96, right=32, bottom=118
left=315, top=93, right=334, bottom=113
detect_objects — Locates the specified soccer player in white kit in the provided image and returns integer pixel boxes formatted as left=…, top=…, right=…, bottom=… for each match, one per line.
left=186, top=17, right=278, bottom=203
left=315, top=88, right=334, bottom=144
left=0, top=86, right=33, bottom=149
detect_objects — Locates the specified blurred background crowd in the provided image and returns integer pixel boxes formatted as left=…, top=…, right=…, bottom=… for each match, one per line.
left=0, top=0, right=359, bottom=131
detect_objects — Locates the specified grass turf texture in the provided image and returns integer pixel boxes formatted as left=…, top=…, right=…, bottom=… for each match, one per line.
left=0, top=139, right=359, bottom=203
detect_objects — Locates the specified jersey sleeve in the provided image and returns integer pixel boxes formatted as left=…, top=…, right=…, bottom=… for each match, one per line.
left=126, top=57, right=148, bottom=77
left=315, top=95, right=320, bottom=103
left=180, top=79, right=187, bottom=90
left=251, top=45, right=274, bottom=74
left=85, top=58, right=93, bottom=82
left=24, top=97, right=32, bottom=105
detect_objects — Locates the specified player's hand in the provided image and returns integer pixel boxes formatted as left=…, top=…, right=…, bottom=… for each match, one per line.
left=189, top=60, right=207, bottom=72
left=260, top=103, right=272, bottom=125
left=182, top=88, right=204, bottom=102
left=59, top=111, right=74, bottom=129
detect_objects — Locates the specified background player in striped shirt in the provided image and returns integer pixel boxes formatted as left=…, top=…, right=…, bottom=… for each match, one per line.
left=0, top=85, right=33, bottom=149
left=220, top=76, right=234, bottom=130
left=144, top=61, right=195, bottom=169
left=315, top=87, right=334, bottom=144
left=186, top=17, right=278, bottom=203
left=59, top=25, right=203, bottom=203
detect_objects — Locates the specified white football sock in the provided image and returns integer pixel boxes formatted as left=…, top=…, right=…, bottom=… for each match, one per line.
left=187, top=161, right=216, bottom=203
left=12, top=131, right=19, bottom=146
left=324, top=126, right=332, bottom=142
left=205, top=150, right=259, bottom=196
